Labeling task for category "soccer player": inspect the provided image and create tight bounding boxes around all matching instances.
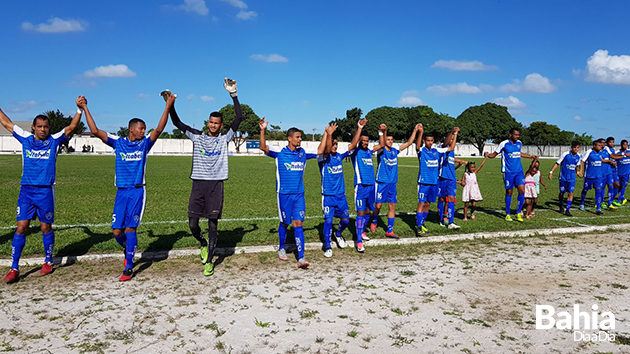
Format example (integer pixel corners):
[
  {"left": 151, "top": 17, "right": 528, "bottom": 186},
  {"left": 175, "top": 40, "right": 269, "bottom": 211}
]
[
  {"left": 437, "top": 131, "right": 468, "bottom": 229},
  {"left": 82, "top": 93, "right": 174, "bottom": 281},
  {"left": 484, "top": 128, "right": 538, "bottom": 222},
  {"left": 347, "top": 118, "right": 375, "bottom": 252},
  {"left": 578, "top": 140, "right": 615, "bottom": 214},
  {"left": 615, "top": 140, "right": 630, "bottom": 205},
  {"left": 317, "top": 123, "right": 350, "bottom": 257},
  {"left": 548, "top": 141, "right": 582, "bottom": 216},
  {"left": 168, "top": 78, "right": 241, "bottom": 276},
  {"left": 1, "top": 97, "right": 84, "bottom": 283},
  {"left": 416, "top": 125, "right": 459, "bottom": 235},
  {"left": 602, "top": 137, "right": 622, "bottom": 209},
  {"left": 369, "top": 123, "right": 421, "bottom": 238},
  {"left": 259, "top": 118, "right": 325, "bottom": 268}
]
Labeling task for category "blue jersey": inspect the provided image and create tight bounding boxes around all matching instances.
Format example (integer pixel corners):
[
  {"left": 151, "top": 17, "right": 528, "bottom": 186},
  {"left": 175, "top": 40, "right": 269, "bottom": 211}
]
[
  {"left": 438, "top": 149, "right": 457, "bottom": 181},
  {"left": 617, "top": 149, "right": 630, "bottom": 176},
  {"left": 13, "top": 125, "right": 68, "bottom": 186},
  {"left": 106, "top": 134, "right": 155, "bottom": 188},
  {"left": 581, "top": 149, "right": 604, "bottom": 179},
  {"left": 602, "top": 146, "right": 615, "bottom": 175},
  {"left": 350, "top": 148, "right": 375, "bottom": 186},
  {"left": 555, "top": 151, "right": 581, "bottom": 182},
  {"left": 267, "top": 146, "right": 318, "bottom": 194},
  {"left": 495, "top": 140, "right": 523, "bottom": 173},
  {"left": 318, "top": 151, "right": 349, "bottom": 196},
  {"left": 376, "top": 147, "right": 399, "bottom": 183},
  {"left": 418, "top": 146, "right": 448, "bottom": 185}
]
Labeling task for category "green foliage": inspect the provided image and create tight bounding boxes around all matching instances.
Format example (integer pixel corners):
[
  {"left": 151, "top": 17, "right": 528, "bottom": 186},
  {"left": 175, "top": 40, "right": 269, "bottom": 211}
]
[
  {"left": 208, "top": 104, "right": 260, "bottom": 152},
  {"left": 521, "top": 121, "right": 594, "bottom": 154},
  {"left": 42, "top": 110, "right": 86, "bottom": 137},
  {"left": 117, "top": 126, "right": 129, "bottom": 137},
  {"left": 456, "top": 103, "right": 521, "bottom": 155},
  {"left": 170, "top": 129, "right": 186, "bottom": 139},
  {"left": 330, "top": 107, "right": 362, "bottom": 142}
]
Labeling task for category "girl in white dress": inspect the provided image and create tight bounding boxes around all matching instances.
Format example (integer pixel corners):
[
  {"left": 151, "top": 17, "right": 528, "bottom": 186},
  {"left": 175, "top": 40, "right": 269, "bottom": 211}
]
[{"left": 460, "top": 157, "right": 486, "bottom": 221}]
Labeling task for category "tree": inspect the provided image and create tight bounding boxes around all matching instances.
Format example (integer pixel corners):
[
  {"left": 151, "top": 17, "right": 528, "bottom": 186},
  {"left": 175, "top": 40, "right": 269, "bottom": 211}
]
[
  {"left": 456, "top": 103, "right": 521, "bottom": 155},
  {"left": 521, "top": 121, "right": 562, "bottom": 155},
  {"left": 209, "top": 104, "right": 260, "bottom": 153},
  {"left": 42, "top": 110, "right": 86, "bottom": 152},
  {"left": 170, "top": 128, "right": 186, "bottom": 139},
  {"left": 330, "top": 107, "right": 362, "bottom": 142},
  {"left": 572, "top": 132, "right": 594, "bottom": 147},
  {"left": 406, "top": 108, "right": 455, "bottom": 142},
  {"left": 117, "top": 126, "right": 129, "bottom": 137}
]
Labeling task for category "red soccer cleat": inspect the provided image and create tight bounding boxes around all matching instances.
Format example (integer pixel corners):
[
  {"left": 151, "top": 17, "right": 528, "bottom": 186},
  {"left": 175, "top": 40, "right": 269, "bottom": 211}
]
[
  {"left": 385, "top": 232, "right": 399, "bottom": 239},
  {"left": 4, "top": 269, "right": 19, "bottom": 284},
  {"left": 370, "top": 223, "right": 377, "bottom": 233},
  {"left": 40, "top": 262, "right": 53, "bottom": 276},
  {"left": 119, "top": 269, "right": 133, "bottom": 282}
]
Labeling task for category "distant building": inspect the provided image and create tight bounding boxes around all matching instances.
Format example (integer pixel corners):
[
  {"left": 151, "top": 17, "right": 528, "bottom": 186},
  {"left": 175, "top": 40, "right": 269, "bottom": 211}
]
[{"left": 0, "top": 121, "right": 31, "bottom": 135}]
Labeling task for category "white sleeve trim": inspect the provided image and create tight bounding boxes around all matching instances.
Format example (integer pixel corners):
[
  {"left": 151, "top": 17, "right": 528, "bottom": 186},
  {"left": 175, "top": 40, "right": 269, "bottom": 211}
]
[
  {"left": 494, "top": 140, "right": 507, "bottom": 154},
  {"left": 556, "top": 151, "right": 569, "bottom": 165},
  {"left": 13, "top": 125, "right": 31, "bottom": 138},
  {"left": 580, "top": 149, "right": 592, "bottom": 162},
  {"left": 107, "top": 133, "right": 120, "bottom": 141},
  {"left": 436, "top": 147, "right": 449, "bottom": 153},
  {"left": 52, "top": 130, "right": 66, "bottom": 139}
]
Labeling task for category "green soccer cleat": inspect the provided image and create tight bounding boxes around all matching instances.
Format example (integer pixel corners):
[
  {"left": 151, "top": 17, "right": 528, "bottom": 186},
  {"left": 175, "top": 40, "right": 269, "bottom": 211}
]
[
  {"left": 204, "top": 262, "right": 214, "bottom": 276},
  {"left": 516, "top": 213, "right": 524, "bottom": 222},
  {"left": 200, "top": 246, "right": 209, "bottom": 265},
  {"left": 612, "top": 201, "right": 622, "bottom": 207}
]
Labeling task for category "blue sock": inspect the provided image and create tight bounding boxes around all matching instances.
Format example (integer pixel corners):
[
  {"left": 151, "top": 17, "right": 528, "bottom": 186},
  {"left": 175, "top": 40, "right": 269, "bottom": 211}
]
[
  {"left": 580, "top": 189, "right": 588, "bottom": 206},
  {"left": 505, "top": 195, "right": 512, "bottom": 215},
  {"left": 294, "top": 226, "right": 305, "bottom": 259},
  {"left": 355, "top": 217, "right": 364, "bottom": 243},
  {"left": 447, "top": 202, "right": 455, "bottom": 224},
  {"left": 618, "top": 186, "right": 626, "bottom": 203},
  {"left": 42, "top": 231, "right": 54, "bottom": 263},
  {"left": 608, "top": 187, "right": 614, "bottom": 206},
  {"left": 125, "top": 231, "right": 137, "bottom": 271},
  {"left": 416, "top": 212, "right": 422, "bottom": 227},
  {"left": 596, "top": 189, "right": 603, "bottom": 210},
  {"left": 115, "top": 233, "right": 127, "bottom": 248},
  {"left": 517, "top": 194, "right": 525, "bottom": 214},
  {"left": 371, "top": 213, "right": 378, "bottom": 226},
  {"left": 422, "top": 212, "right": 429, "bottom": 225},
  {"left": 323, "top": 218, "right": 333, "bottom": 249},
  {"left": 11, "top": 233, "right": 26, "bottom": 270},
  {"left": 566, "top": 200, "right": 573, "bottom": 211},
  {"left": 278, "top": 223, "right": 287, "bottom": 250},
  {"left": 387, "top": 218, "right": 395, "bottom": 233},
  {"left": 337, "top": 219, "right": 349, "bottom": 236},
  {"left": 363, "top": 215, "right": 370, "bottom": 230},
  {"left": 437, "top": 200, "right": 445, "bottom": 222}
]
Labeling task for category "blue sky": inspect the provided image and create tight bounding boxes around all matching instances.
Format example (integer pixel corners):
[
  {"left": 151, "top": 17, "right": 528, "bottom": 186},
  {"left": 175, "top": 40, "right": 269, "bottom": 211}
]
[{"left": 2, "top": 0, "right": 630, "bottom": 140}]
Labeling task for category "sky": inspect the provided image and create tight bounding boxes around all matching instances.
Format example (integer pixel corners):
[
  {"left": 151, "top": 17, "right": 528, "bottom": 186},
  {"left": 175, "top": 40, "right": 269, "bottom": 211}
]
[{"left": 2, "top": 0, "right": 630, "bottom": 140}]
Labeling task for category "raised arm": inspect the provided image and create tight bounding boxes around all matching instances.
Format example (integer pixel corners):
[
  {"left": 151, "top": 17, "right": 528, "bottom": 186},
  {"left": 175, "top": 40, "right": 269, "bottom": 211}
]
[
  {"left": 80, "top": 97, "right": 108, "bottom": 143},
  {"left": 446, "top": 127, "right": 459, "bottom": 152},
  {"left": 64, "top": 96, "right": 84, "bottom": 137},
  {"left": 372, "top": 124, "right": 387, "bottom": 152},
  {"left": 166, "top": 90, "right": 202, "bottom": 135},
  {"left": 318, "top": 127, "right": 329, "bottom": 155},
  {"left": 348, "top": 118, "right": 366, "bottom": 152},
  {"left": 0, "top": 108, "right": 15, "bottom": 133},
  {"left": 259, "top": 117, "right": 269, "bottom": 154},
  {"left": 150, "top": 93, "right": 175, "bottom": 142},
  {"left": 224, "top": 78, "right": 243, "bottom": 133},
  {"left": 400, "top": 124, "right": 421, "bottom": 151},
  {"left": 476, "top": 157, "right": 488, "bottom": 172},
  {"left": 320, "top": 123, "right": 337, "bottom": 155},
  {"left": 415, "top": 123, "right": 424, "bottom": 151}
]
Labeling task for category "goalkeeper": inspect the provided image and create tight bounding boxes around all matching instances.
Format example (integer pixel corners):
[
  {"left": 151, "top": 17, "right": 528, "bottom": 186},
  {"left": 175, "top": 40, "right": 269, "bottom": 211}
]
[{"left": 168, "top": 78, "right": 242, "bottom": 276}]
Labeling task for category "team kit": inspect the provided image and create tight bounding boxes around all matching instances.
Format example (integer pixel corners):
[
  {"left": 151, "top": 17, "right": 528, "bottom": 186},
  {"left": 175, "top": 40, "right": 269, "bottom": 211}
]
[{"left": 2, "top": 79, "right": 630, "bottom": 282}]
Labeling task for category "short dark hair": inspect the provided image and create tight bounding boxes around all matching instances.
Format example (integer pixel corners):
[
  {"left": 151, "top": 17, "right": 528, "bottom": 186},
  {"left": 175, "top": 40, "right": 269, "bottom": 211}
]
[
  {"left": 466, "top": 161, "right": 475, "bottom": 170},
  {"left": 509, "top": 128, "right": 520, "bottom": 135},
  {"left": 597, "top": 138, "right": 605, "bottom": 143},
  {"left": 209, "top": 111, "right": 223, "bottom": 123},
  {"left": 571, "top": 140, "right": 581, "bottom": 148},
  {"left": 287, "top": 127, "right": 302, "bottom": 138},
  {"left": 128, "top": 118, "right": 146, "bottom": 129},
  {"left": 32, "top": 115, "right": 49, "bottom": 126},
  {"left": 621, "top": 139, "right": 628, "bottom": 145},
  {"left": 606, "top": 136, "right": 615, "bottom": 143},
  {"left": 424, "top": 133, "right": 434, "bottom": 140}
]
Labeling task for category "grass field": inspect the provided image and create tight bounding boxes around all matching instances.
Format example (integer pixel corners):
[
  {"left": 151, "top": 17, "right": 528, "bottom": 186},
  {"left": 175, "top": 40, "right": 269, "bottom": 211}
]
[{"left": 1, "top": 154, "right": 628, "bottom": 258}]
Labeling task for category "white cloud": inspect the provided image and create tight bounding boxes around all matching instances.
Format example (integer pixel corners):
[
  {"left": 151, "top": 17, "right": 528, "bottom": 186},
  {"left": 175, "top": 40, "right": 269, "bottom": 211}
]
[
  {"left": 431, "top": 60, "right": 498, "bottom": 71},
  {"left": 187, "top": 94, "right": 196, "bottom": 101},
  {"left": 83, "top": 64, "right": 137, "bottom": 78},
  {"left": 491, "top": 96, "right": 527, "bottom": 114},
  {"left": 250, "top": 54, "right": 288, "bottom": 63},
  {"left": 200, "top": 95, "right": 215, "bottom": 102},
  {"left": 499, "top": 73, "right": 557, "bottom": 93},
  {"left": 222, "top": 0, "right": 248, "bottom": 9},
  {"left": 574, "top": 115, "right": 582, "bottom": 122},
  {"left": 427, "top": 82, "right": 482, "bottom": 96},
  {"left": 177, "top": 0, "right": 209, "bottom": 16},
  {"left": 583, "top": 49, "right": 630, "bottom": 85},
  {"left": 6, "top": 100, "right": 40, "bottom": 113},
  {"left": 136, "top": 93, "right": 151, "bottom": 100},
  {"left": 236, "top": 11, "right": 258, "bottom": 19},
  {"left": 397, "top": 90, "right": 424, "bottom": 106},
  {"left": 22, "top": 17, "right": 86, "bottom": 33}
]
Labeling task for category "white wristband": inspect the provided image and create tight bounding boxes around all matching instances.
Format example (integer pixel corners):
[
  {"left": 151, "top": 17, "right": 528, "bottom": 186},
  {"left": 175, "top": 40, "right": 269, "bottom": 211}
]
[
  {"left": 76, "top": 108, "right": 83, "bottom": 114},
  {"left": 549, "top": 171, "right": 554, "bottom": 174},
  {"left": 378, "top": 131, "right": 384, "bottom": 136}
]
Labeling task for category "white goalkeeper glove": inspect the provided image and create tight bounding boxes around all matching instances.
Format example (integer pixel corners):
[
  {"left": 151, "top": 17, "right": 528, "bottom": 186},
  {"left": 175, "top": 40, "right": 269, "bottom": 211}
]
[{"left": 224, "top": 78, "right": 238, "bottom": 97}]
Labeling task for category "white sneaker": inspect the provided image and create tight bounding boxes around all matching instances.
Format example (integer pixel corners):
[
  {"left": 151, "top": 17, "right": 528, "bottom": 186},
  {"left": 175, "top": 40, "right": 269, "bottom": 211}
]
[
  {"left": 447, "top": 223, "right": 461, "bottom": 230},
  {"left": 356, "top": 242, "right": 365, "bottom": 253},
  {"left": 361, "top": 232, "right": 370, "bottom": 241},
  {"left": 324, "top": 249, "right": 333, "bottom": 258},
  {"left": 278, "top": 248, "right": 288, "bottom": 261},
  {"left": 335, "top": 234, "right": 347, "bottom": 249}
]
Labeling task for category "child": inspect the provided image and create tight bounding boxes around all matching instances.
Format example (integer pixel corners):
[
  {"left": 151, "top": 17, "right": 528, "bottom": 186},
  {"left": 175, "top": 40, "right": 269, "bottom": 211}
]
[
  {"left": 530, "top": 160, "right": 547, "bottom": 217},
  {"left": 461, "top": 157, "right": 486, "bottom": 221},
  {"left": 524, "top": 162, "right": 547, "bottom": 219}
]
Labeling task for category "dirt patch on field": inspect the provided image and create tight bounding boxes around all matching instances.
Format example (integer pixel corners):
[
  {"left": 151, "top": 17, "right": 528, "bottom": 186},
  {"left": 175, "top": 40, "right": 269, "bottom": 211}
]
[{"left": 1, "top": 233, "right": 629, "bottom": 353}]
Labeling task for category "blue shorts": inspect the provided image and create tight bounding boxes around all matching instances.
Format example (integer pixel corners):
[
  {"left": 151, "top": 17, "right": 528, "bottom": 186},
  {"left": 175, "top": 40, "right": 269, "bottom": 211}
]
[
  {"left": 112, "top": 187, "right": 146, "bottom": 229},
  {"left": 354, "top": 184, "right": 375, "bottom": 212},
  {"left": 17, "top": 186, "right": 55, "bottom": 224},
  {"left": 277, "top": 193, "right": 306, "bottom": 224},
  {"left": 418, "top": 183, "right": 437, "bottom": 203},
  {"left": 375, "top": 182, "right": 397, "bottom": 203},
  {"left": 322, "top": 194, "right": 350, "bottom": 219},
  {"left": 559, "top": 180, "right": 576, "bottom": 194},
  {"left": 438, "top": 178, "right": 457, "bottom": 198},
  {"left": 583, "top": 178, "right": 604, "bottom": 191},
  {"left": 603, "top": 173, "right": 616, "bottom": 185},
  {"left": 620, "top": 174, "right": 630, "bottom": 187},
  {"left": 503, "top": 172, "right": 525, "bottom": 189}
]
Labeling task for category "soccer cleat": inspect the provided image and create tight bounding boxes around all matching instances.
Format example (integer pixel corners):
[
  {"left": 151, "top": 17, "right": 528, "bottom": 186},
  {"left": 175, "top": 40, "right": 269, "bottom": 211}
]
[
  {"left": 608, "top": 204, "right": 618, "bottom": 210},
  {"left": 203, "top": 262, "right": 214, "bottom": 276},
  {"left": 324, "top": 249, "right": 333, "bottom": 258},
  {"left": 370, "top": 223, "right": 377, "bottom": 233},
  {"left": 415, "top": 226, "right": 424, "bottom": 237},
  {"left": 200, "top": 246, "right": 209, "bottom": 264},
  {"left": 439, "top": 222, "right": 446, "bottom": 227},
  {"left": 385, "top": 232, "right": 399, "bottom": 239},
  {"left": 119, "top": 269, "right": 133, "bottom": 282},
  {"left": 579, "top": 205, "right": 585, "bottom": 211},
  {"left": 421, "top": 225, "right": 428, "bottom": 233},
  {"left": 334, "top": 234, "right": 347, "bottom": 249},
  {"left": 361, "top": 232, "right": 370, "bottom": 241},
  {"left": 596, "top": 209, "right": 603, "bottom": 215},
  {"left": 505, "top": 215, "right": 513, "bottom": 222},
  {"left": 565, "top": 210, "right": 572, "bottom": 217},
  {"left": 4, "top": 269, "right": 19, "bottom": 284},
  {"left": 623, "top": 198, "right": 628, "bottom": 205},
  {"left": 297, "top": 258, "right": 310, "bottom": 269},
  {"left": 447, "top": 223, "right": 461, "bottom": 230},
  {"left": 516, "top": 213, "right": 524, "bottom": 222},
  {"left": 356, "top": 242, "right": 365, "bottom": 253},
  {"left": 40, "top": 262, "right": 53, "bottom": 276},
  {"left": 612, "top": 201, "right": 622, "bottom": 207},
  {"left": 278, "top": 248, "right": 288, "bottom": 261}
]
